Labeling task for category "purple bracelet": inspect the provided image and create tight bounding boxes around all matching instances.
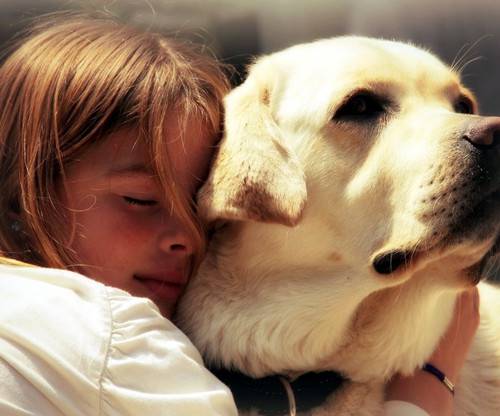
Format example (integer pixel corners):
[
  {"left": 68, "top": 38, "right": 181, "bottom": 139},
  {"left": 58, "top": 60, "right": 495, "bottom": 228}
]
[{"left": 422, "top": 363, "right": 455, "bottom": 395}]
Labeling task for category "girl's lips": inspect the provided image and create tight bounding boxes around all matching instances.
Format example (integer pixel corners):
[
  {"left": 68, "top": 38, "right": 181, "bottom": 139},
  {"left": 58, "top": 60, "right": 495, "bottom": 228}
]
[{"left": 134, "top": 275, "right": 185, "bottom": 301}]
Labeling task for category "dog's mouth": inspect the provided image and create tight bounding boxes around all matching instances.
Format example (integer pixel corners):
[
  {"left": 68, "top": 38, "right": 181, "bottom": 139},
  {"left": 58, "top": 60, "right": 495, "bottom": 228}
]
[
  {"left": 371, "top": 249, "right": 420, "bottom": 275},
  {"left": 445, "top": 188, "right": 500, "bottom": 250},
  {"left": 372, "top": 190, "right": 500, "bottom": 277}
]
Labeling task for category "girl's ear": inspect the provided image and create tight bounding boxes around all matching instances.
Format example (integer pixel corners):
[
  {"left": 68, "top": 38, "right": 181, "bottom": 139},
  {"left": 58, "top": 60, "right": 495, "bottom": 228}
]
[{"left": 197, "top": 59, "right": 307, "bottom": 227}]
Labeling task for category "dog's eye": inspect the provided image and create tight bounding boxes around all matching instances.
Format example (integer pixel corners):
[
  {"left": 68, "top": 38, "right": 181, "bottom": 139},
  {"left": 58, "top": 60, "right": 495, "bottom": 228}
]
[
  {"left": 454, "top": 96, "right": 474, "bottom": 114},
  {"left": 334, "top": 93, "right": 386, "bottom": 120}
]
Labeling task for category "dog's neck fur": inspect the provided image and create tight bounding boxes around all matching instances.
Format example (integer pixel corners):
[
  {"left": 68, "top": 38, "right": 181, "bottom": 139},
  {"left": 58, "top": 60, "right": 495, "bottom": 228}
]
[{"left": 178, "top": 220, "right": 458, "bottom": 382}]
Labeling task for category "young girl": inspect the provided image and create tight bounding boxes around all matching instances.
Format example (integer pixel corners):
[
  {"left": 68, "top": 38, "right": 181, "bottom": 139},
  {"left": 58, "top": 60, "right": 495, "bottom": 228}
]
[{"left": 0, "top": 13, "right": 478, "bottom": 416}]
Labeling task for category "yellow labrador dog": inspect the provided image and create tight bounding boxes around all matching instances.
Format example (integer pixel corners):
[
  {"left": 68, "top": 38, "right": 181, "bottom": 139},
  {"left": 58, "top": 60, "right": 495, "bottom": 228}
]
[{"left": 176, "top": 37, "right": 500, "bottom": 415}]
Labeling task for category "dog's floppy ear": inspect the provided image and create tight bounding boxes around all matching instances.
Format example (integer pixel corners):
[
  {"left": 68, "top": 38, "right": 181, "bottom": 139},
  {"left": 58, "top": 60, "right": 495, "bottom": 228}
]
[{"left": 198, "top": 59, "right": 307, "bottom": 227}]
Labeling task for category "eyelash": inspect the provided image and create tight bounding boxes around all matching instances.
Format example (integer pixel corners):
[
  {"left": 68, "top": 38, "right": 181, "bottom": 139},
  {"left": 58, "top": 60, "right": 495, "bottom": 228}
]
[{"left": 122, "top": 196, "right": 158, "bottom": 207}]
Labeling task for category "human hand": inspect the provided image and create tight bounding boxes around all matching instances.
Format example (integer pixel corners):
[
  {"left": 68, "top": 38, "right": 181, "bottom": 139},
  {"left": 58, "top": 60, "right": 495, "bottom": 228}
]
[
  {"left": 385, "top": 288, "right": 480, "bottom": 416},
  {"left": 425, "top": 287, "right": 480, "bottom": 383}
]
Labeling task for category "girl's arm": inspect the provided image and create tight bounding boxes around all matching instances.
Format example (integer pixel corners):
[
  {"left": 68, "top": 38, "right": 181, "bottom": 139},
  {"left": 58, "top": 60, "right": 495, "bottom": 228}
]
[{"left": 385, "top": 287, "right": 480, "bottom": 416}]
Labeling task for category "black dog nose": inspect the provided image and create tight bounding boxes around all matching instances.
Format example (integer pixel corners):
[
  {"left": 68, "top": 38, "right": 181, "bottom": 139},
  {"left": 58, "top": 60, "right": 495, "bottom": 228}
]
[{"left": 462, "top": 116, "right": 500, "bottom": 148}]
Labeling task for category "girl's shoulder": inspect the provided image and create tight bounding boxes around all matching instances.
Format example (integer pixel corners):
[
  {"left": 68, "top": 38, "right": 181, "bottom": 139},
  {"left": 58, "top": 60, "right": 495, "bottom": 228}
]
[{"left": 0, "top": 260, "right": 237, "bottom": 416}]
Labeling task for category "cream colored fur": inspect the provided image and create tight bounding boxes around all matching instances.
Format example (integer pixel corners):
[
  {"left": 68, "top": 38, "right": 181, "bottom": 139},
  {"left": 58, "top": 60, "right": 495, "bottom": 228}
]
[{"left": 176, "top": 37, "right": 500, "bottom": 415}]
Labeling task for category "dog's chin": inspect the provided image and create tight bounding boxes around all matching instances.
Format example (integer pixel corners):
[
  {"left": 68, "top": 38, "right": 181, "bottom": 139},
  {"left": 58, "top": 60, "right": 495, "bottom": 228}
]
[
  {"left": 421, "top": 231, "right": 498, "bottom": 285},
  {"left": 372, "top": 192, "right": 499, "bottom": 279},
  {"left": 475, "top": 236, "right": 500, "bottom": 282},
  {"left": 439, "top": 190, "right": 499, "bottom": 278},
  {"left": 446, "top": 189, "right": 499, "bottom": 243}
]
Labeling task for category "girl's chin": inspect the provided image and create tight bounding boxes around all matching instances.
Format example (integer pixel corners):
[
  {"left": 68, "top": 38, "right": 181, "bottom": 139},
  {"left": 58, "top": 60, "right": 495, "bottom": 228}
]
[{"left": 157, "top": 302, "right": 175, "bottom": 319}]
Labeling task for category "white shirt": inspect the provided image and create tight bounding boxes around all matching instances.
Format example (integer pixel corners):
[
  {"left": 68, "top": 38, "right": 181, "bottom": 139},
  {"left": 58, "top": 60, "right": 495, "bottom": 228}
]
[
  {"left": 0, "top": 262, "right": 428, "bottom": 415},
  {"left": 0, "top": 263, "right": 237, "bottom": 416}
]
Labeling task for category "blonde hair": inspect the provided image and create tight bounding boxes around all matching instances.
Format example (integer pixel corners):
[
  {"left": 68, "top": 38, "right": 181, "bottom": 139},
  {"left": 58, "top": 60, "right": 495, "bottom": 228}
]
[{"left": 0, "top": 13, "right": 229, "bottom": 271}]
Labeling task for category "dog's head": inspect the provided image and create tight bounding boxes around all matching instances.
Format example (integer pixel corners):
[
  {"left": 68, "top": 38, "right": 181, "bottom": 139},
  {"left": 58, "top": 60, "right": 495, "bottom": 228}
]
[{"left": 177, "top": 36, "right": 499, "bottom": 381}]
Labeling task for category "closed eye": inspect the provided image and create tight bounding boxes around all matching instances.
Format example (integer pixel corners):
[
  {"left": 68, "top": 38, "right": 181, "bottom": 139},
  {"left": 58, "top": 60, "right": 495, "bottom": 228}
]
[
  {"left": 123, "top": 196, "right": 158, "bottom": 207},
  {"left": 334, "top": 91, "right": 388, "bottom": 121}
]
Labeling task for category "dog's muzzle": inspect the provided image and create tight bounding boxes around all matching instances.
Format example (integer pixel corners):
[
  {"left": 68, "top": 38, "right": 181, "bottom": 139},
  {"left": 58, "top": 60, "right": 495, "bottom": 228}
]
[{"left": 372, "top": 116, "right": 500, "bottom": 277}]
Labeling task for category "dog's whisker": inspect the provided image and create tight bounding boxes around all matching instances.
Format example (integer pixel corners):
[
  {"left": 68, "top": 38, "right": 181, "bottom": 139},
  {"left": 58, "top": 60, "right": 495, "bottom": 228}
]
[
  {"left": 456, "top": 56, "right": 484, "bottom": 75},
  {"left": 451, "top": 42, "right": 472, "bottom": 72},
  {"left": 450, "top": 35, "right": 491, "bottom": 73}
]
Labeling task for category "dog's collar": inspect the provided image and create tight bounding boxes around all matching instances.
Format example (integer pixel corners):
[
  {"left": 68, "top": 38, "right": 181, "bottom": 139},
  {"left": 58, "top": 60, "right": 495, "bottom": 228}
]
[{"left": 210, "top": 367, "right": 345, "bottom": 416}]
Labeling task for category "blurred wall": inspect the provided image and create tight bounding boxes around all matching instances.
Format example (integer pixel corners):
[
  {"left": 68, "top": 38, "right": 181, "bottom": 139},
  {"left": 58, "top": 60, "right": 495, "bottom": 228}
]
[
  {"left": 1, "top": 0, "right": 500, "bottom": 111},
  {"left": 255, "top": 0, "right": 500, "bottom": 115}
]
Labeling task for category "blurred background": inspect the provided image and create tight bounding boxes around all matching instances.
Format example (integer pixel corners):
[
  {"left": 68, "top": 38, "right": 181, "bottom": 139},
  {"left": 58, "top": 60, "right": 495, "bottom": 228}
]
[
  {"left": 0, "top": 0, "right": 499, "bottom": 279},
  {"left": 1, "top": 0, "right": 500, "bottom": 111}
]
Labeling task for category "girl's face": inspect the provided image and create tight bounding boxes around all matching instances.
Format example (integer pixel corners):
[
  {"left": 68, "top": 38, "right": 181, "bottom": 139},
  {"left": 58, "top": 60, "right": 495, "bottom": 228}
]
[{"left": 60, "top": 117, "right": 215, "bottom": 318}]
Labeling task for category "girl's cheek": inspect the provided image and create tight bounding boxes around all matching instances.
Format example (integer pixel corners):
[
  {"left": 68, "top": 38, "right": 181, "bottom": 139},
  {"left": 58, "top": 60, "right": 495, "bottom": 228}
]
[
  {"left": 81, "top": 195, "right": 162, "bottom": 245},
  {"left": 115, "top": 210, "right": 162, "bottom": 241}
]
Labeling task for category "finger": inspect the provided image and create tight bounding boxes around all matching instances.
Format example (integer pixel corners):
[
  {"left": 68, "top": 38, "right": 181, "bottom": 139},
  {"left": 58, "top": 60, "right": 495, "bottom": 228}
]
[
  {"left": 463, "top": 287, "right": 479, "bottom": 312},
  {"left": 471, "top": 286, "right": 480, "bottom": 312},
  {"left": 459, "top": 287, "right": 478, "bottom": 308},
  {"left": 459, "top": 287, "right": 480, "bottom": 328}
]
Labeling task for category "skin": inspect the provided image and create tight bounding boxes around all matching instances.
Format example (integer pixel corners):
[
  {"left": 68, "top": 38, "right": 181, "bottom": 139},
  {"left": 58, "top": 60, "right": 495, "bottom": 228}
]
[
  {"left": 59, "top": 116, "right": 215, "bottom": 318},
  {"left": 57, "top": 114, "right": 479, "bottom": 414}
]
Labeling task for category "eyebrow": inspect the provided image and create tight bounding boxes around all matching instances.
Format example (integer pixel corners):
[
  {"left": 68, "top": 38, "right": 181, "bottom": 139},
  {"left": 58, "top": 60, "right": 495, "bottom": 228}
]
[{"left": 106, "top": 163, "right": 155, "bottom": 178}]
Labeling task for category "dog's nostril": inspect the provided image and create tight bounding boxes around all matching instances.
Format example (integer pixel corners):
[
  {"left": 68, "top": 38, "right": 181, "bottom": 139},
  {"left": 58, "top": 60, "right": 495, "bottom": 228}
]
[
  {"left": 463, "top": 133, "right": 492, "bottom": 149},
  {"left": 463, "top": 117, "right": 500, "bottom": 148},
  {"left": 372, "top": 250, "right": 410, "bottom": 275}
]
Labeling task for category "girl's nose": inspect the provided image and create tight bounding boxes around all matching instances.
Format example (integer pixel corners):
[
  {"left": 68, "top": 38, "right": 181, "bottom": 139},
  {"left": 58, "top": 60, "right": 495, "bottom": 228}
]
[{"left": 158, "top": 220, "right": 195, "bottom": 256}]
